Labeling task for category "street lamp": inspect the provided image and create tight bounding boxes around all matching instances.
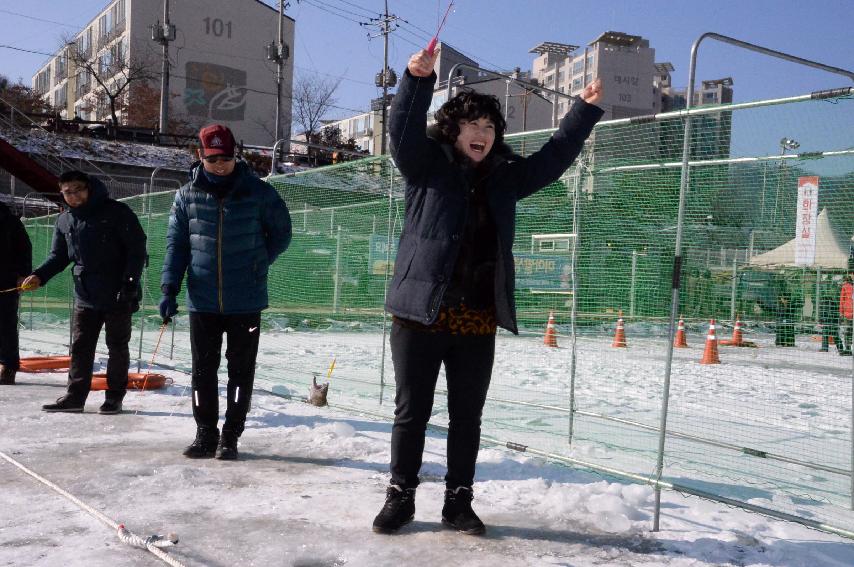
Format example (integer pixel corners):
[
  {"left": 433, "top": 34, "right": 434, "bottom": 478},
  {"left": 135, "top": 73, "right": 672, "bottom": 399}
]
[
  {"left": 772, "top": 137, "right": 799, "bottom": 227},
  {"left": 780, "top": 137, "right": 800, "bottom": 152}
]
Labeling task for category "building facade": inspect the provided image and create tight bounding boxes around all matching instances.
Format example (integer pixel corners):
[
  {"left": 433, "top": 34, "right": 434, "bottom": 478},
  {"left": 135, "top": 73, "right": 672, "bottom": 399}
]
[
  {"left": 318, "top": 111, "right": 383, "bottom": 156},
  {"left": 32, "top": 0, "right": 294, "bottom": 145},
  {"left": 531, "top": 32, "right": 657, "bottom": 120}
]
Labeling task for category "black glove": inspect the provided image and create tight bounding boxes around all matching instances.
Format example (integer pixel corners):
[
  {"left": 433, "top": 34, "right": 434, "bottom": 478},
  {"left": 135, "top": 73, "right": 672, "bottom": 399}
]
[
  {"left": 116, "top": 278, "right": 140, "bottom": 305},
  {"left": 159, "top": 284, "right": 178, "bottom": 324}
]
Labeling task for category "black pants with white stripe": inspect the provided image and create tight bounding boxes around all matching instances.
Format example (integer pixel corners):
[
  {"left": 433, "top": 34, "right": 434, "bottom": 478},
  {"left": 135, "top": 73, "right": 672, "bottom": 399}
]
[{"left": 189, "top": 312, "right": 261, "bottom": 436}]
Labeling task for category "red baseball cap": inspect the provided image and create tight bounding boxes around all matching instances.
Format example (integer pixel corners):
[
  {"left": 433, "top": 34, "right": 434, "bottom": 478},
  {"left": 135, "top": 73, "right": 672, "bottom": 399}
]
[{"left": 198, "top": 124, "right": 236, "bottom": 157}]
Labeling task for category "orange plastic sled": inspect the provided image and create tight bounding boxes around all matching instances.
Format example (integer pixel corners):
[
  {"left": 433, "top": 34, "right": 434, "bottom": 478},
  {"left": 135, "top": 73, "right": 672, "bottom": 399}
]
[
  {"left": 19, "top": 356, "right": 72, "bottom": 373},
  {"left": 90, "top": 373, "right": 170, "bottom": 391}
]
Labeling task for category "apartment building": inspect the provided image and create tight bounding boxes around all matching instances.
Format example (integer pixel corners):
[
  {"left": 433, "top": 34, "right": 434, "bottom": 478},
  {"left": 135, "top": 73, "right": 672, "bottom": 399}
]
[
  {"left": 317, "top": 111, "right": 382, "bottom": 156},
  {"left": 31, "top": 0, "right": 294, "bottom": 145},
  {"left": 531, "top": 32, "right": 657, "bottom": 120}
]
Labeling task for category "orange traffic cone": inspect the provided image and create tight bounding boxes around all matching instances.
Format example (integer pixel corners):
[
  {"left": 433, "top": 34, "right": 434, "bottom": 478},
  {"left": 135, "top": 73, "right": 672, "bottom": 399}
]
[
  {"left": 719, "top": 315, "right": 757, "bottom": 347},
  {"left": 612, "top": 310, "right": 627, "bottom": 348},
  {"left": 543, "top": 311, "right": 558, "bottom": 347},
  {"left": 699, "top": 319, "right": 721, "bottom": 364},
  {"left": 674, "top": 315, "right": 688, "bottom": 348}
]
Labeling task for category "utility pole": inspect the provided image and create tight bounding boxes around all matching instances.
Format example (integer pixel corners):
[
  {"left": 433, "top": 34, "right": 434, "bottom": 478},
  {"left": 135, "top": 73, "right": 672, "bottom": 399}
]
[
  {"left": 151, "top": 0, "right": 176, "bottom": 135},
  {"left": 267, "top": 1, "right": 290, "bottom": 147},
  {"left": 368, "top": 2, "right": 398, "bottom": 155}
]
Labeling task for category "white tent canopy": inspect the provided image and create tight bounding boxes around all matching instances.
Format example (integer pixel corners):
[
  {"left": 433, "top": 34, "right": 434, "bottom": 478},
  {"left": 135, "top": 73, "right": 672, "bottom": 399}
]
[{"left": 749, "top": 208, "right": 852, "bottom": 269}]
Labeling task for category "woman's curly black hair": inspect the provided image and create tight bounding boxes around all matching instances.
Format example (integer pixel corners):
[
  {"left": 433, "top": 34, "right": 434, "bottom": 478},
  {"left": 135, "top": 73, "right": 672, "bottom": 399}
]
[{"left": 433, "top": 89, "right": 507, "bottom": 145}]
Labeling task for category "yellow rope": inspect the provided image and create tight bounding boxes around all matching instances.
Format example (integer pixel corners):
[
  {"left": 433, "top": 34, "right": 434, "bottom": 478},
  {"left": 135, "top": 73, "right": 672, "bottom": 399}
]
[{"left": 141, "top": 322, "right": 169, "bottom": 390}]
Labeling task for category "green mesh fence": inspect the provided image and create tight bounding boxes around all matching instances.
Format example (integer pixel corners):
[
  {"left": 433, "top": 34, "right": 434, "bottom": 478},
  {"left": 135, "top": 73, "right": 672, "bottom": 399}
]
[{"left": 21, "top": 88, "right": 854, "bottom": 536}]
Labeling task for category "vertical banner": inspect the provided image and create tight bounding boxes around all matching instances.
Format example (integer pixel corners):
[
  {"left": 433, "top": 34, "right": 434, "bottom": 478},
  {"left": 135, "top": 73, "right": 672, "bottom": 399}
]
[{"left": 795, "top": 176, "right": 819, "bottom": 266}]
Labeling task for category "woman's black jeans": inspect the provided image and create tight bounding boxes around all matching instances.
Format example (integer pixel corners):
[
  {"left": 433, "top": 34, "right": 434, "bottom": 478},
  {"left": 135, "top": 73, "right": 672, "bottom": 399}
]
[{"left": 389, "top": 321, "right": 495, "bottom": 490}]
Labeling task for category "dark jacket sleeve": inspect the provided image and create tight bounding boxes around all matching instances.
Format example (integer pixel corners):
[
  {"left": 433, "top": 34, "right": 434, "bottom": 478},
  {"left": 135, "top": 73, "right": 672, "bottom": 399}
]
[
  {"left": 11, "top": 216, "right": 32, "bottom": 277},
  {"left": 389, "top": 69, "right": 438, "bottom": 180},
  {"left": 261, "top": 182, "right": 292, "bottom": 263},
  {"left": 513, "top": 99, "right": 604, "bottom": 200},
  {"left": 32, "top": 221, "right": 70, "bottom": 285},
  {"left": 161, "top": 191, "right": 191, "bottom": 293},
  {"left": 117, "top": 204, "right": 147, "bottom": 283}
]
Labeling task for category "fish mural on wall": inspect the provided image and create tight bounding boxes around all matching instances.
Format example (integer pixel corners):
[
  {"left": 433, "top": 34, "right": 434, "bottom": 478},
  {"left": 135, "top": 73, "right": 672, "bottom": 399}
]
[{"left": 183, "top": 62, "right": 247, "bottom": 121}]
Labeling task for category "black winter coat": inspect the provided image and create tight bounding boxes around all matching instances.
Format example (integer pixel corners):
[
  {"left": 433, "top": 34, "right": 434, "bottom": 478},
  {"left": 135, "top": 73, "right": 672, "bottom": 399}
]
[
  {"left": 385, "top": 70, "right": 603, "bottom": 333},
  {"left": 0, "top": 202, "right": 32, "bottom": 289},
  {"left": 33, "top": 178, "right": 147, "bottom": 311}
]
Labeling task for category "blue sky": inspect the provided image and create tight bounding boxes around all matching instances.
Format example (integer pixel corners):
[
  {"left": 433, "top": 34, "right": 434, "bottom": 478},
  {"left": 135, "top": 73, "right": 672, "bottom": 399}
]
[{"left": 1, "top": 0, "right": 852, "bottom": 120}]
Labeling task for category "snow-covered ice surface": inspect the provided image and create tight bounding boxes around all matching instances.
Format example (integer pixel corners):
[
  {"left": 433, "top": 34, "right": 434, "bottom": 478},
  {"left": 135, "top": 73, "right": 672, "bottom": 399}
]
[{"left": 3, "top": 328, "right": 854, "bottom": 566}]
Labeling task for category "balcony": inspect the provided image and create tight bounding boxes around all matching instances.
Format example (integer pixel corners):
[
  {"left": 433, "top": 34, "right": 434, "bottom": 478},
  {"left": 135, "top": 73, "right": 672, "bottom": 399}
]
[{"left": 75, "top": 83, "right": 92, "bottom": 100}]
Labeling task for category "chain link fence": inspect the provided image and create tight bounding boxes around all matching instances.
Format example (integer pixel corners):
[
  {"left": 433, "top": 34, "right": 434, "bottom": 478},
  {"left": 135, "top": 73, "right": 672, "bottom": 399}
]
[{"left": 20, "top": 86, "right": 854, "bottom": 537}]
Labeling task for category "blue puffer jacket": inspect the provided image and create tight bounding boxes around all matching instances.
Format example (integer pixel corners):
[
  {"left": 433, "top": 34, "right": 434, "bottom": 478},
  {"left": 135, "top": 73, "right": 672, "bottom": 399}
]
[{"left": 161, "top": 161, "right": 292, "bottom": 314}]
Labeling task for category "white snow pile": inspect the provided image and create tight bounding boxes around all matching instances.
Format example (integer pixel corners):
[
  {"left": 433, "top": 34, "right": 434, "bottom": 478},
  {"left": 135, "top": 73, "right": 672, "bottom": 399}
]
[
  {"left": 0, "top": 124, "right": 193, "bottom": 170},
  {"left": 1, "top": 124, "right": 316, "bottom": 176}
]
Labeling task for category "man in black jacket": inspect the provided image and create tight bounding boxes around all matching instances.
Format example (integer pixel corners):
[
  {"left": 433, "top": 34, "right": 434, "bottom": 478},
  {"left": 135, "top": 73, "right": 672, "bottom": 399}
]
[
  {"left": 22, "top": 171, "right": 147, "bottom": 414},
  {"left": 0, "top": 201, "right": 32, "bottom": 385}
]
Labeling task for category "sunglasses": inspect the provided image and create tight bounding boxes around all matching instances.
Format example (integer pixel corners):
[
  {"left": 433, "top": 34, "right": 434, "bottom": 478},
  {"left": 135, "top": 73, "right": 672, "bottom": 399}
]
[{"left": 203, "top": 155, "right": 235, "bottom": 164}]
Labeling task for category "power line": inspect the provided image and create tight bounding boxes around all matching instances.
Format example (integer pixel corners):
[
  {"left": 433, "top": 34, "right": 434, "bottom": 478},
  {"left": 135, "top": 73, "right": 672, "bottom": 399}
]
[
  {"left": 327, "top": 0, "right": 377, "bottom": 18},
  {"left": 297, "top": 0, "right": 369, "bottom": 25},
  {"left": 395, "top": 18, "right": 508, "bottom": 73},
  {"left": 0, "top": 44, "right": 54, "bottom": 57},
  {"left": 0, "top": 9, "right": 81, "bottom": 29}
]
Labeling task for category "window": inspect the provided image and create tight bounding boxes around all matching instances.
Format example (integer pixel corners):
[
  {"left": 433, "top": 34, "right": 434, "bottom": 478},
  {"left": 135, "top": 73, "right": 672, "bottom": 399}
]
[
  {"left": 113, "top": 0, "right": 126, "bottom": 24},
  {"left": 99, "top": 51, "right": 113, "bottom": 75},
  {"left": 571, "top": 78, "right": 582, "bottom": 92},
  {"left": 76, "top": 71, "right": 91, "bottom": 98},
  {"left": 585, "top": 73, "right": 593, "bottom": 85},
  {"left": 586, "top": 54, "right": 594, "bottom": 66},
  {"left": 703, "top": 92, "right": 716, "bottom": 102},
  {"left": 112, "top": 38, "right": 126, "bottom": 65},
  {"left": 99, "top": 12, "right": 113, "bottom": 38},
  {"left": 34, "top": 69, "right": 50, "bottom": 94},
  {"left": 55, "top": 83, "right": 68, "bottom": 107},
  {"left": 54, "top": 56, "right": 67, "bottom": 81},
  {"left": 110, "top": 1, "right": 126, "bottom": 35},
  {"left": 557, "top": 71, "right": 564, "bottom": 83},
  {"left": 77, "top": 28, "right": 91, "bottom": 57},
  {"left": 572, "top": 59, "right": 584, "bottom": 74}
]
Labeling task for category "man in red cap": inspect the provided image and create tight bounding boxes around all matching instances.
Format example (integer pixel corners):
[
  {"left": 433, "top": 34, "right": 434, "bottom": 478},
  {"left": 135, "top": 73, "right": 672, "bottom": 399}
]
[{"left": 160, "top": 124, "right": 292, "bottom": 459}]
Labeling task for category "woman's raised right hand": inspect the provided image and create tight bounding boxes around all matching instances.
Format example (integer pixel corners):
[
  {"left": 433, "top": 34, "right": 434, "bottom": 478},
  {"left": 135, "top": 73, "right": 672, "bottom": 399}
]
[{"left": 407, "top": 49, "right": 439, "bottom": 78}]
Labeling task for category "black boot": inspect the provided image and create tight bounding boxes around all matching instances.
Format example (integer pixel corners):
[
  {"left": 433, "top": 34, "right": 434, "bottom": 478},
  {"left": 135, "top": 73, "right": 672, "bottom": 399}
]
[
  {"left": 442, "top": 486, "right": 485, "bottom": 535},
  {"left": 98, "top": 399, "right": 123, "bottom": 415},
  {"left": 216, "top": 429, "right": 239, "bottom": 460},
  {"left": 0, "top": 365, "right": 15, "bottom": 385},
  {"left": 42, "top": 395, "right": 84, "bottom": 413},
  {"left": 183, "top": 427, "right": 220, "bottom": 458},
  {"left": 372, "top": 485, "right": 415, "bottom": 534}
]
